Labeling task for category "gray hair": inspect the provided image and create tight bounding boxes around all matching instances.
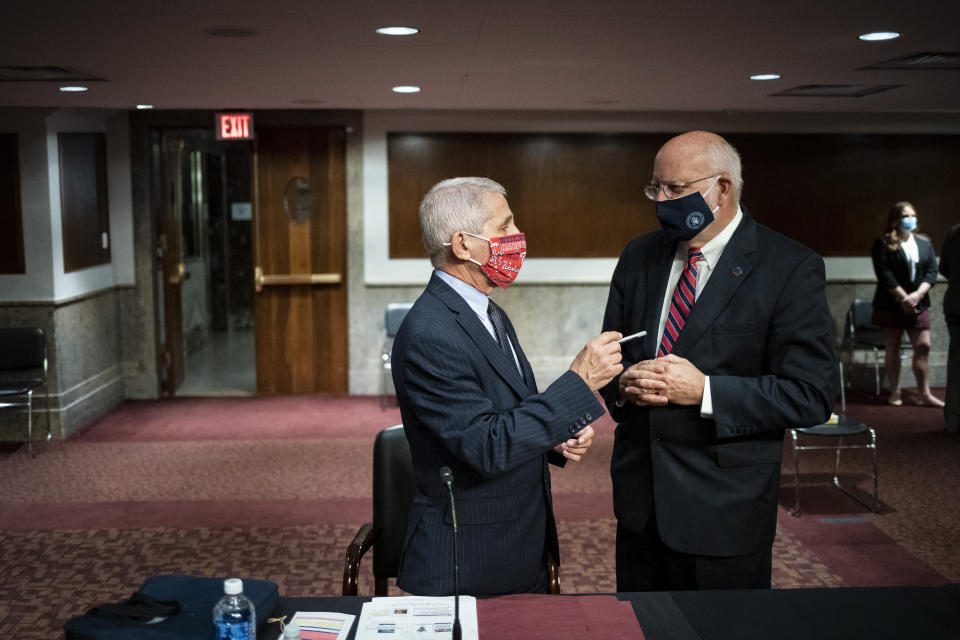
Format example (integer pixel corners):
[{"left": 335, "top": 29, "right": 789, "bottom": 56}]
[
  {"left": 704, "top": 136, "right": 744, "bottom": 200},
  {"left": 419, "top": 177, "right": 507, "bottom": 268}
]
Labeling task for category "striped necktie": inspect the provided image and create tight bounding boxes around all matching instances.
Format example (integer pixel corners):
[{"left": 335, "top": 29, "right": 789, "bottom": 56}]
[
  {"left": 658, "top": 248, "right": 704, "bottom": 357},
  {"left": 487, "top": 300, "right": 515, "bottom": 362}
]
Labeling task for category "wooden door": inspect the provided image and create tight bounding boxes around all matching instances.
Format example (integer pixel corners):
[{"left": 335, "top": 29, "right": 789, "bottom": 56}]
[
  {"left": 160, "top": 136, "right": 186, "bottom": 394},
  {"left": 253, "top": 127, "right": 348, "bottom": 394}
]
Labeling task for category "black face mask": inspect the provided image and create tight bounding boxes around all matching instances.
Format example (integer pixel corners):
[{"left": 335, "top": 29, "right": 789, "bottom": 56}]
[{"left": 655, "top": 182, "right": 718, "bottom": 242}]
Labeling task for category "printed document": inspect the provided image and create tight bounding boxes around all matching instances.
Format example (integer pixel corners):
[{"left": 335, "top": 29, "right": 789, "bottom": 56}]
[{"left": 355, "top": 596, "right": 478, "bottom": 640}]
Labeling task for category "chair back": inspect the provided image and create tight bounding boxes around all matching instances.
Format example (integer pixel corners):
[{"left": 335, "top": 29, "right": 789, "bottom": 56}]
[
  {"left": 385, "top": 303, "right": 413, "bottom": 339},
  {"left": 847, "top": 299, "right": 885, "bottom": 348},
  {"left": 0, "top": 328, "right": 45, "bottom": 372},
  {"left": 372, "top": 425, "right": 416, "bottom": 579},
  {"left": 850, "top": 298, "right": 875, "bottom": 330}
]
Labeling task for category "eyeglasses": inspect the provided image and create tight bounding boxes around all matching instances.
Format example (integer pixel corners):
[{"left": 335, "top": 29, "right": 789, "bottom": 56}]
[{"left": 643, "top": 174, "right": 718, "bottom": 201}]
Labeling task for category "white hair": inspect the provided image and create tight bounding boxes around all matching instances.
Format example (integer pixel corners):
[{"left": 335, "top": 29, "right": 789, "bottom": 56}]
[
  {"left": 419, "top": 177, "right": 507, "bottom": 268},
  {"left": 704, "top": 136, "right": 744, "bottom": 200}
]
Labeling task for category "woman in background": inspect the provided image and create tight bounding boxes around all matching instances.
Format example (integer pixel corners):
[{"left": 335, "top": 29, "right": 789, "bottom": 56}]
[{"left": 871, "top": 201, "right": 943, "bottom": 407}]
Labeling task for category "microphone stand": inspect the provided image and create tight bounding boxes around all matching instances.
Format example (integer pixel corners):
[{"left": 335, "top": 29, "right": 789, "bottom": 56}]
[{"left": 440, "top": 466, "right": 461, "bottom": 640}]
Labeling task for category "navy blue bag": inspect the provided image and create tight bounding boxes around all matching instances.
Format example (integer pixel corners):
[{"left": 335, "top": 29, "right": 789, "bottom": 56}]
[{"left": 64, "top": 574, "right": 279, "bottom": 640}]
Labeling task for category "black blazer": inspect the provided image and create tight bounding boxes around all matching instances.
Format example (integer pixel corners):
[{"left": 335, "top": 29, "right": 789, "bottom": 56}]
[
  {"left": 871, "top": 234, "right": 939, "bottom": 313},
  {"left": 392, "top": 273, "right": 604, "bottom": 596},
  {"left": 940, "top": 224, "right": 960, "bottom": 319},
  {"left": 601, "top": 209, "right": 836, "bottom": 557}
]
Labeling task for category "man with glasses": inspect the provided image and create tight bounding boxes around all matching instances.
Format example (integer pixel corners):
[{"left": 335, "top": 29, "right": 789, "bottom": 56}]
[{"left": 601, "top": 131, "right": 837, "bottom": 591}]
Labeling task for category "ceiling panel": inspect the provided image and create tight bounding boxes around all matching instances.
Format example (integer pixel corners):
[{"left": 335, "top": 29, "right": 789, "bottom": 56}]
[{"left": 0, "top": 0, "right": 956, "bottom": 112}]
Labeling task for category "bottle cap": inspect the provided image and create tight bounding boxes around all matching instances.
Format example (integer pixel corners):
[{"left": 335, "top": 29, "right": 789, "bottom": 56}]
[
  {"left": 283, "top": 623, "right": 301, "bottom": 638},
  {"left": 224, "top": 578, "right": 243, "bottom": 595}
]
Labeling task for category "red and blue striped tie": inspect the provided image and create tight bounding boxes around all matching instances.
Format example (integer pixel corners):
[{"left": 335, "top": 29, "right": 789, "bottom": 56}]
[{"left": 658, "top": 248, "right": 703, "bottom": 357}]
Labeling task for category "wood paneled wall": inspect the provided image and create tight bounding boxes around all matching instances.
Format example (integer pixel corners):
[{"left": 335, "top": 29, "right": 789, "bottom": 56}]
[
  {"left": 726, "top": 134, "right": 960, "bottom": 256},
  {"left": 0, "top": 134, "right": 24, "bottom": 274},
  {"left": 388, "top": 132, "right": 671, "bottom": 258},
  {"left": 388, "top": 132, "right": 960, "bottom": 258},
  {"left": 58, "top": 133, "right": 111, "bottom": 272}
]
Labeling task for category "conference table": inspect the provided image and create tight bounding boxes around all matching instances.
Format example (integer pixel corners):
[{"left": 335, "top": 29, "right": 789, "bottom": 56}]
[{"left": 277, "top": 583, "right": 960, "bottom": 639}]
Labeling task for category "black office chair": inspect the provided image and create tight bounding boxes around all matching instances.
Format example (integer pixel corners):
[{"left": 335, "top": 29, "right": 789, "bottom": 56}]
[
  {"left": 343, "top": 424, "right": 561, "bottom": 595},
  {"left": 343, "top": 425, "right": 416, "bottom": 596},
  {"left": 0, "top": 328, "right": 51, "bottom": 457},
  {"left": 840, "top": 298, "right": 911, "bottom": 397}
]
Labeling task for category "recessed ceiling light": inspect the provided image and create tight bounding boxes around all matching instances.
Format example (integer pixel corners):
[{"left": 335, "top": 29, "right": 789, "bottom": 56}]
[
  {"left": 750, "top": 74, "right": 782, "bottom": 81},
  {"left": 392, "top": 85, "right": 421, "bottom": 93},
  {"left": 205, "top": 27, "right": 259, "bottom": 38},
  {"left": 376, "top": 26, "right": 419, "bottom": 36},
  {"left": 136, "top": 104, "right": 154, "bottom": 110},
  {"left": 59, "top": 86, "right": 88, "bottom": 92},
  {"left": 859, "top": 31, "right": 900, "bottom": 41}
]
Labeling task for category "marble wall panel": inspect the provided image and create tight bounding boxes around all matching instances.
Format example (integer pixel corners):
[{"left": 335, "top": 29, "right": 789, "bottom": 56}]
[{"left": 346, "top": 279, "right": 950, "bottom": 395}]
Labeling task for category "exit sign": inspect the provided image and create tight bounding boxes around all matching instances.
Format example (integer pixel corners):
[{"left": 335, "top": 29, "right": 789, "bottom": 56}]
[{"left": 216, "top": 112, "right": 254, "bottom": 140}]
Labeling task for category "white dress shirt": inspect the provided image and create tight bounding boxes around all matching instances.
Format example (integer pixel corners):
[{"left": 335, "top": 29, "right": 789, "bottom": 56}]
[
  {"left": 435, "top": 270, "right": 523, "bottom": 377},
  {"left": 656, "top": 207, "right": 743, "bottom": 418},
  {"left": 901, "top": 232, "right": 918, "bottom": 281}
]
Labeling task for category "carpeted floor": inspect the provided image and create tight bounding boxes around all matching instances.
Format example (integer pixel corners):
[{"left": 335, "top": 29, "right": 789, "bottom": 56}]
[{"left": 0, "top": 391, "right": 957, "bottom": 639}]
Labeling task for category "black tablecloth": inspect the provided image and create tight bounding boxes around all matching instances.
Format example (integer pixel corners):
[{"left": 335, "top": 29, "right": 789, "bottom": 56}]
[{"left": 275, "top": 584, "right": 960, "bottom": 640}]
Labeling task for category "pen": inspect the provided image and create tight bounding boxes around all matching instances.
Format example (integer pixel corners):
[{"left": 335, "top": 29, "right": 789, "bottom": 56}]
[{"left": 618, "top": 330, "right": 647, "bottom": 344}]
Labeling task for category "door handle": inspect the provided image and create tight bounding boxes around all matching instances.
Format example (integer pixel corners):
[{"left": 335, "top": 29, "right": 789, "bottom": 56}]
[
  {"left": 254, "top": 266, "right": 341, "bottom": 292},
  {"left": 168, "top": 263, "right": 190, "bottom": 285}
]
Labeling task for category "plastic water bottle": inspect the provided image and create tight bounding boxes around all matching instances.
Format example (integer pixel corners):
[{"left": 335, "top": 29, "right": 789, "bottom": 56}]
[{"left": 213, "top": 578, "right": 256, "bottom": 640}]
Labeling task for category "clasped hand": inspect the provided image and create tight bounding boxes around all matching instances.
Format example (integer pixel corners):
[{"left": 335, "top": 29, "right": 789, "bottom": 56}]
[
  {"left": 900, "top": 291, "right": 921, "bottom": 315},
  {"left": 554, "top": 425, "right": 594, "bottom": 462},
  {"left": 618, "top": 354, "right": 705, "bottom": 406}
]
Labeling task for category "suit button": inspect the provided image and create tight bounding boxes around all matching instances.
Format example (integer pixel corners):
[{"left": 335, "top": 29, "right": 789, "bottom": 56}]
[
  {"left": 579, "top": 417, "right": 588, "bottom": 426},
  {"left": 568, "top": 425, "right": 578, "bottom": 434},
  {"left": 585, "top": 412, "right": 593, "bottom": 421}
]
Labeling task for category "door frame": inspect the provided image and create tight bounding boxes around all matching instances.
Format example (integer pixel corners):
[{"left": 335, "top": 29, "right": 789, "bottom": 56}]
[{"left": 135, "top": 110, "right": 361, "bottom": 398}]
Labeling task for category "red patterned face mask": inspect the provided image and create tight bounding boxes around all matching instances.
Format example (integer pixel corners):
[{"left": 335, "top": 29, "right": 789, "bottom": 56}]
[{"left": 465, "top": 232, "right": 527, "bottom": 289}]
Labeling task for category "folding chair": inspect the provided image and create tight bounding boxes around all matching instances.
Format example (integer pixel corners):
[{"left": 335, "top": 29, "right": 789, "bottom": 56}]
[
  {"left": 0, "top": 328, "right": 51, "bottom": 456},
  {"left": 788, "top": 362, "right": 879, "bottom": 515}
]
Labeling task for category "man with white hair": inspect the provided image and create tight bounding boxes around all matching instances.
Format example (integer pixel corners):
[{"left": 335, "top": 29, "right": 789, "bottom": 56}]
[
  {"left": 392, "top": 177, "right": 623, "bottom": 596},
  {"left": 601, "top": 131, "right": 837, "bottom": 590}
]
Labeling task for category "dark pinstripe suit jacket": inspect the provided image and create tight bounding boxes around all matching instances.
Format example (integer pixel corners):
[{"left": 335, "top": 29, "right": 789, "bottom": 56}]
[{"left": 392, "top": 273, "right": 604, "bottom": 596}]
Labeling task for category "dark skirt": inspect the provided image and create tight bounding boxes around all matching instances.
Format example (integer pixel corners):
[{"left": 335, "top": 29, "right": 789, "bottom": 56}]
[{"left": 872, "top": 308, "right": 931, "bottom": 330}]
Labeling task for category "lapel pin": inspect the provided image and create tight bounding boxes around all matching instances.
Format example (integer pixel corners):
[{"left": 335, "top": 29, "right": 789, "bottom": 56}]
[{"left": 732, "top": 266, "right": 743, "bottom": 277}]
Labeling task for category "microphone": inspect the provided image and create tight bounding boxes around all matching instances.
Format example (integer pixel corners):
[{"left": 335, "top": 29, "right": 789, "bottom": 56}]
[{"left": 439, "top": 466, "right": 461, "bottom": 640}]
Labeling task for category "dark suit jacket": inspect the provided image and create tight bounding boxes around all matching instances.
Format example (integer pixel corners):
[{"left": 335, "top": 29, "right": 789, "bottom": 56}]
[
  {"left": 941, "top": 224, "right": 960, "bottom": 320},
  {"left": 871, "top": 234, "right": 939, "bottom": 313},
  {"left": 601, "top": 209, "right": 836, "bottom": 557},
  {"left": 392, "top": 273, "right": 604, "bottom": 596}
]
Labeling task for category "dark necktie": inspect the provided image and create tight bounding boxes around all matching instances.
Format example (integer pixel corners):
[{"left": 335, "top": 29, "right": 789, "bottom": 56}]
[
  {"left": 487, "top": 299, "right": 515, "bottom": 363},
  {"left": 658, "top": 248, "right": 704, "bottom": 357}
]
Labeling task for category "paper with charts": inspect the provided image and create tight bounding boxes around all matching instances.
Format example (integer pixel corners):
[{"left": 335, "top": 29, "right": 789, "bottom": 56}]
[
  {"left": 355, "top": 596, "right": 479, "bottom": 640},
  {"left": 275, "top": 611, "right": 356, "bottom": 640}
]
